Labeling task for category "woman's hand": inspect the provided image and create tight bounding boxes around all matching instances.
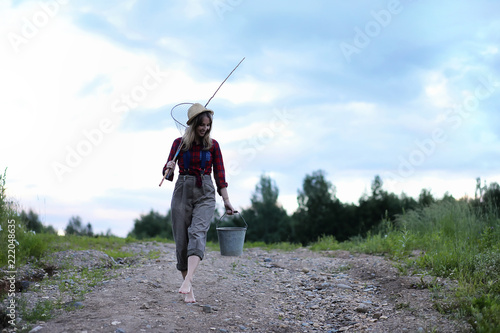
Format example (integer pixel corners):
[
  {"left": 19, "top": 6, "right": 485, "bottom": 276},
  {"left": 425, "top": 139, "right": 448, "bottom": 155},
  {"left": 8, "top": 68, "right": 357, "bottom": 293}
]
[
  {"left": 223, "top": 199, "right": 235, "bottom": 215},
  {"left": 219, "top": 187, "right": 235, "bottom": 215},
  {"left": 166, "top": 160, "right": 176, "bottom": 172}
]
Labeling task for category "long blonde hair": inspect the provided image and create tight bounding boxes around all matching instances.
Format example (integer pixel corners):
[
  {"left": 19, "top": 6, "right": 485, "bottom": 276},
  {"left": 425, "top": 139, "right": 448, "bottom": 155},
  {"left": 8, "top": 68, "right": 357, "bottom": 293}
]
[{"left": 182, "top": 111, "right": 213, "bottom": 151}]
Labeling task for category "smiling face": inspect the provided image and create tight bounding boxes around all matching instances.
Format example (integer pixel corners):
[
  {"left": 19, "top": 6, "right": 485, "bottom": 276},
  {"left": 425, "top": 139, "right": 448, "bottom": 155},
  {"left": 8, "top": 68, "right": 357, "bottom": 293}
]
[{"left": 195, "top": 113, "right": 211, "bottom": 140}]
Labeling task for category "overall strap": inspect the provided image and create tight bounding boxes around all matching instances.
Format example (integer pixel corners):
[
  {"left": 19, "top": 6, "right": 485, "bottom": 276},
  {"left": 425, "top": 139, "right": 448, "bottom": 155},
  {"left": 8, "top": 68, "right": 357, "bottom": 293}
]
[
  {"left": 182, "top": 148, "right": 209, "bottom": 188},
  {"left": 200, "top": 149, "right": 210, "bottom": 172},
  {"left": 183, "top": 148, "right": 210, "bottom": 173},
  {"left": 183, "top": 150, "right": 191, "bottom": 171}
]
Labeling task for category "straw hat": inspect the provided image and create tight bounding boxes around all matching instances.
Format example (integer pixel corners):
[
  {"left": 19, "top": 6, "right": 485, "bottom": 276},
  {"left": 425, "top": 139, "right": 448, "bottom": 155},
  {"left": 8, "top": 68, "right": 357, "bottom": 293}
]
[{"left": 187, "top": 103, "right": 214, "bottom": 125}]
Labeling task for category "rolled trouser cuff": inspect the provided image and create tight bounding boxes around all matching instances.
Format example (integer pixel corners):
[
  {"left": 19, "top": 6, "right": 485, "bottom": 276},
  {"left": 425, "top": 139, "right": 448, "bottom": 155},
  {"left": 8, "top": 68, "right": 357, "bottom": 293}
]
[
  {"left": 187, "top": 249, "right": 204, "bottom": 261},
  {"left": 175, "top": 250, "right": 204, "bottom": 271}
]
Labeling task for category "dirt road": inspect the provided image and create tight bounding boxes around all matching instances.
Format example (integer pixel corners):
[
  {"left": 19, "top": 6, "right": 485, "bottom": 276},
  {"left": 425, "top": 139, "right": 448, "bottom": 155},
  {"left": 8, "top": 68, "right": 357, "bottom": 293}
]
[{"left": 6, "top": 242, "right": 471, "bottom": 332}]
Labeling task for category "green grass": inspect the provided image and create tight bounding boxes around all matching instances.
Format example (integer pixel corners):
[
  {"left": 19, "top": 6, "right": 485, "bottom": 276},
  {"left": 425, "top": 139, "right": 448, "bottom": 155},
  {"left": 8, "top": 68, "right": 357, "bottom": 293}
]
[
  {"left": 18, "top": 298, "right": 56, "bottom": 324},
  {"left": 13, "top": 266, "right": 117, "bottom": 332},
  {"left": 0, "top": 170, "right": 49, "bottom": 268},
  {"left": 0, "top": 170, "right": 139, "bottom": 268},
  {"left": 308, "top": 235, "right": 342, "bottom": 251},
  {"left": 244, "top": 241, "right": 302, "bottom": 252},
  {"left": 41, "top": 233, "right": 137, "bottom": 255},
  {"left": 57, "top": 266, "right": 118, "bottom": 297},
  {"left": 207, "top": 240, "right": 301, "bottom": 252},
  {"left": 320, "top": 200, "right": 500, "bottom": 333},
  {"left": 147, "top": 249, "right": 162, "bottom": 260},
  {"left": 0, "top": 233, "right": 141, "bottom": 268}
]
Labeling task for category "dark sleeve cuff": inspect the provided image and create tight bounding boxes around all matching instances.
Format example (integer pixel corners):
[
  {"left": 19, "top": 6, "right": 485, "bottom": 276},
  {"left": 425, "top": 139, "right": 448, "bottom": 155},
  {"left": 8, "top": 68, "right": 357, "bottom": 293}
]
[
  {"left": 162, "top": 167, "right": 174, "bottom": 182},
  {"left": 217, "top": 185, "right": 227, "bottom": 196}
]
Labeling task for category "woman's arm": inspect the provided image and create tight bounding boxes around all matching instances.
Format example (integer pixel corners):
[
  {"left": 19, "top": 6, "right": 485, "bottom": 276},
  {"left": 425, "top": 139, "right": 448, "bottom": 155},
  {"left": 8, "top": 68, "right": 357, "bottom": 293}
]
[
  {"left": 219, "top": 187, "right": 235, "bottom": 215},
  {"left": 211, "top": 139, "right": 229, "bottom": 192},
  {"left": 163, "top": 138, "right": 182, "bottom": 181}
]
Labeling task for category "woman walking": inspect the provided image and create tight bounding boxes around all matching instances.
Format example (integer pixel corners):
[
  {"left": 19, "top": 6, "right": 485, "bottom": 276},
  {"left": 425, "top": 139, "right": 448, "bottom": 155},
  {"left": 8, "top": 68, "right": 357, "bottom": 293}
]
[{"left": 163, "top": 103, "right": 235, "bottom": 303}]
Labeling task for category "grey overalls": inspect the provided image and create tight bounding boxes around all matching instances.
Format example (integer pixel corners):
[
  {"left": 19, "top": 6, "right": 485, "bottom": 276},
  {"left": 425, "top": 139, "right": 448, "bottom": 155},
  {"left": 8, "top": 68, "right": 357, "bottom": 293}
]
[{"left": 171, "top": 149, "right": 216, "bottom": 271}]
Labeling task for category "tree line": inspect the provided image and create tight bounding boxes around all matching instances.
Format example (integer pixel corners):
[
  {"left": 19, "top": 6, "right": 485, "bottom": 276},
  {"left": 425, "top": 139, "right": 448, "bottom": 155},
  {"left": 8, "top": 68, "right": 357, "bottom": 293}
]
[
  {"left": 129, "top": 170, "right": 500, "bottom": 245},
  {"left": 18, "top": 210, "right": 113, "bottom": 237},
  {"left": 15, "top": 169, "right": 498, "bottom": 243}
]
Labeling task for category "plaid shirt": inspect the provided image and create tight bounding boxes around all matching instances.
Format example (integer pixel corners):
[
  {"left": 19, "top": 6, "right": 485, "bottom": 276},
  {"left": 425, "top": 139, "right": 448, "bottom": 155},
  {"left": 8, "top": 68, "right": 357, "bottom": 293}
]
[{"left": 163, "top": 138, "right": 228, "bottom": 194}]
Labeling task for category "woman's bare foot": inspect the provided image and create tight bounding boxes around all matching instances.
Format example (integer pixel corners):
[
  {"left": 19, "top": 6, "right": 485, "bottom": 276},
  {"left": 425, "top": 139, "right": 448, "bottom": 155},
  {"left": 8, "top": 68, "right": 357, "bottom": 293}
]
[
  {"left": 184, "top": 288, "right": 196, "bottom": 303},
  {"left": 179, "top": 278, "right": 191, "bottom": 294},
  {"left": 179, "top": 256, "right": 200, "bottom": 303},
  {"left": 179, "top": 279, "right": 196, "bottom": 303}
]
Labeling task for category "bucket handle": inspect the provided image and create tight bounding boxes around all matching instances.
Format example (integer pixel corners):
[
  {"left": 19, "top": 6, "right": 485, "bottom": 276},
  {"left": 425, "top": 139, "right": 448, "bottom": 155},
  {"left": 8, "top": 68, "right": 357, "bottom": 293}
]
[{"left": 217, "top": 211, "right": 248, "bottom": 229}]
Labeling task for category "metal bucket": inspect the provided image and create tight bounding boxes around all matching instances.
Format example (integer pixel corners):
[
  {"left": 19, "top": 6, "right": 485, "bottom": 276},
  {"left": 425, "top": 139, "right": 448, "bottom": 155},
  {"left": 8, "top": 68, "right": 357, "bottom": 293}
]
[{"left": 216, "top": 212, "right": 247, "bottom": 256}]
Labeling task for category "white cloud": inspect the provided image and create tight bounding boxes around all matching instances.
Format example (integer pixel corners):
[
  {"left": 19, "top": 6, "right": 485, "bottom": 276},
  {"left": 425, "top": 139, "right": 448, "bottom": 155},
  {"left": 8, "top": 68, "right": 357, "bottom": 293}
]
[
  {"left": 215, "top": 77, "right": 289, "bottom": 104},
  {"left": 0, "top": 15, "right": 179, "bottom": 199},
  {"left": 481, "top": 45, "right": 498, "bottom": 56},
  {"left": 183, "top": 0, "right": 208, "bottom": 19},
  {"left": 422, "top": 71, "right": 454, "bottom": 109},
  {"left": 156, "top": 37, "right": 191, "bottom": 57}
]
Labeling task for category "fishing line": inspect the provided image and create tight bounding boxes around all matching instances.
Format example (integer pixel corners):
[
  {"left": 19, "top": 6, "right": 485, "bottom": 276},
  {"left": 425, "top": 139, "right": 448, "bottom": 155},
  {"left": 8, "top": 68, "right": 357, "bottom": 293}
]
[{"left": 159, "top": 57, "right": 245, "bottom": 187}]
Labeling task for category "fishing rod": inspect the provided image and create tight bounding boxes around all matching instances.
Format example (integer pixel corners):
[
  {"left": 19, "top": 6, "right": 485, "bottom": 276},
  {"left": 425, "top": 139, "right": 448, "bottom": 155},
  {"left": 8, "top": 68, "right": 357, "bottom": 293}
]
[
  {"left": 205, "top": 57, "right": 245, "bottom": 108},
  {"left": 159, "top": 57, "right": 246, "bottom": 187}
]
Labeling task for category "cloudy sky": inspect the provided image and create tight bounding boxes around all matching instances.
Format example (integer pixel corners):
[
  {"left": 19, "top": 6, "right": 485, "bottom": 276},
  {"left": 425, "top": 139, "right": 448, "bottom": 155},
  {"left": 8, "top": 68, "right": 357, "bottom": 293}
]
[{"left": 1, "top": 0, "right": 499, "bottom": 237}]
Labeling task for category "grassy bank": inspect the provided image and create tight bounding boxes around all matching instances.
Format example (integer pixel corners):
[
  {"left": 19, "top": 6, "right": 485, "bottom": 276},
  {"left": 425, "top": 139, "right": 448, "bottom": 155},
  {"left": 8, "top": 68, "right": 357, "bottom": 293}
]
[
  {"left": 0, "top": 230, "right": 144, "bottom": 268},
  {"left": 311, "top": 200, "right": 500, "bottom": 333},
  {"left": 3, "top": 202, "right": 499, "bottom": 332}
]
